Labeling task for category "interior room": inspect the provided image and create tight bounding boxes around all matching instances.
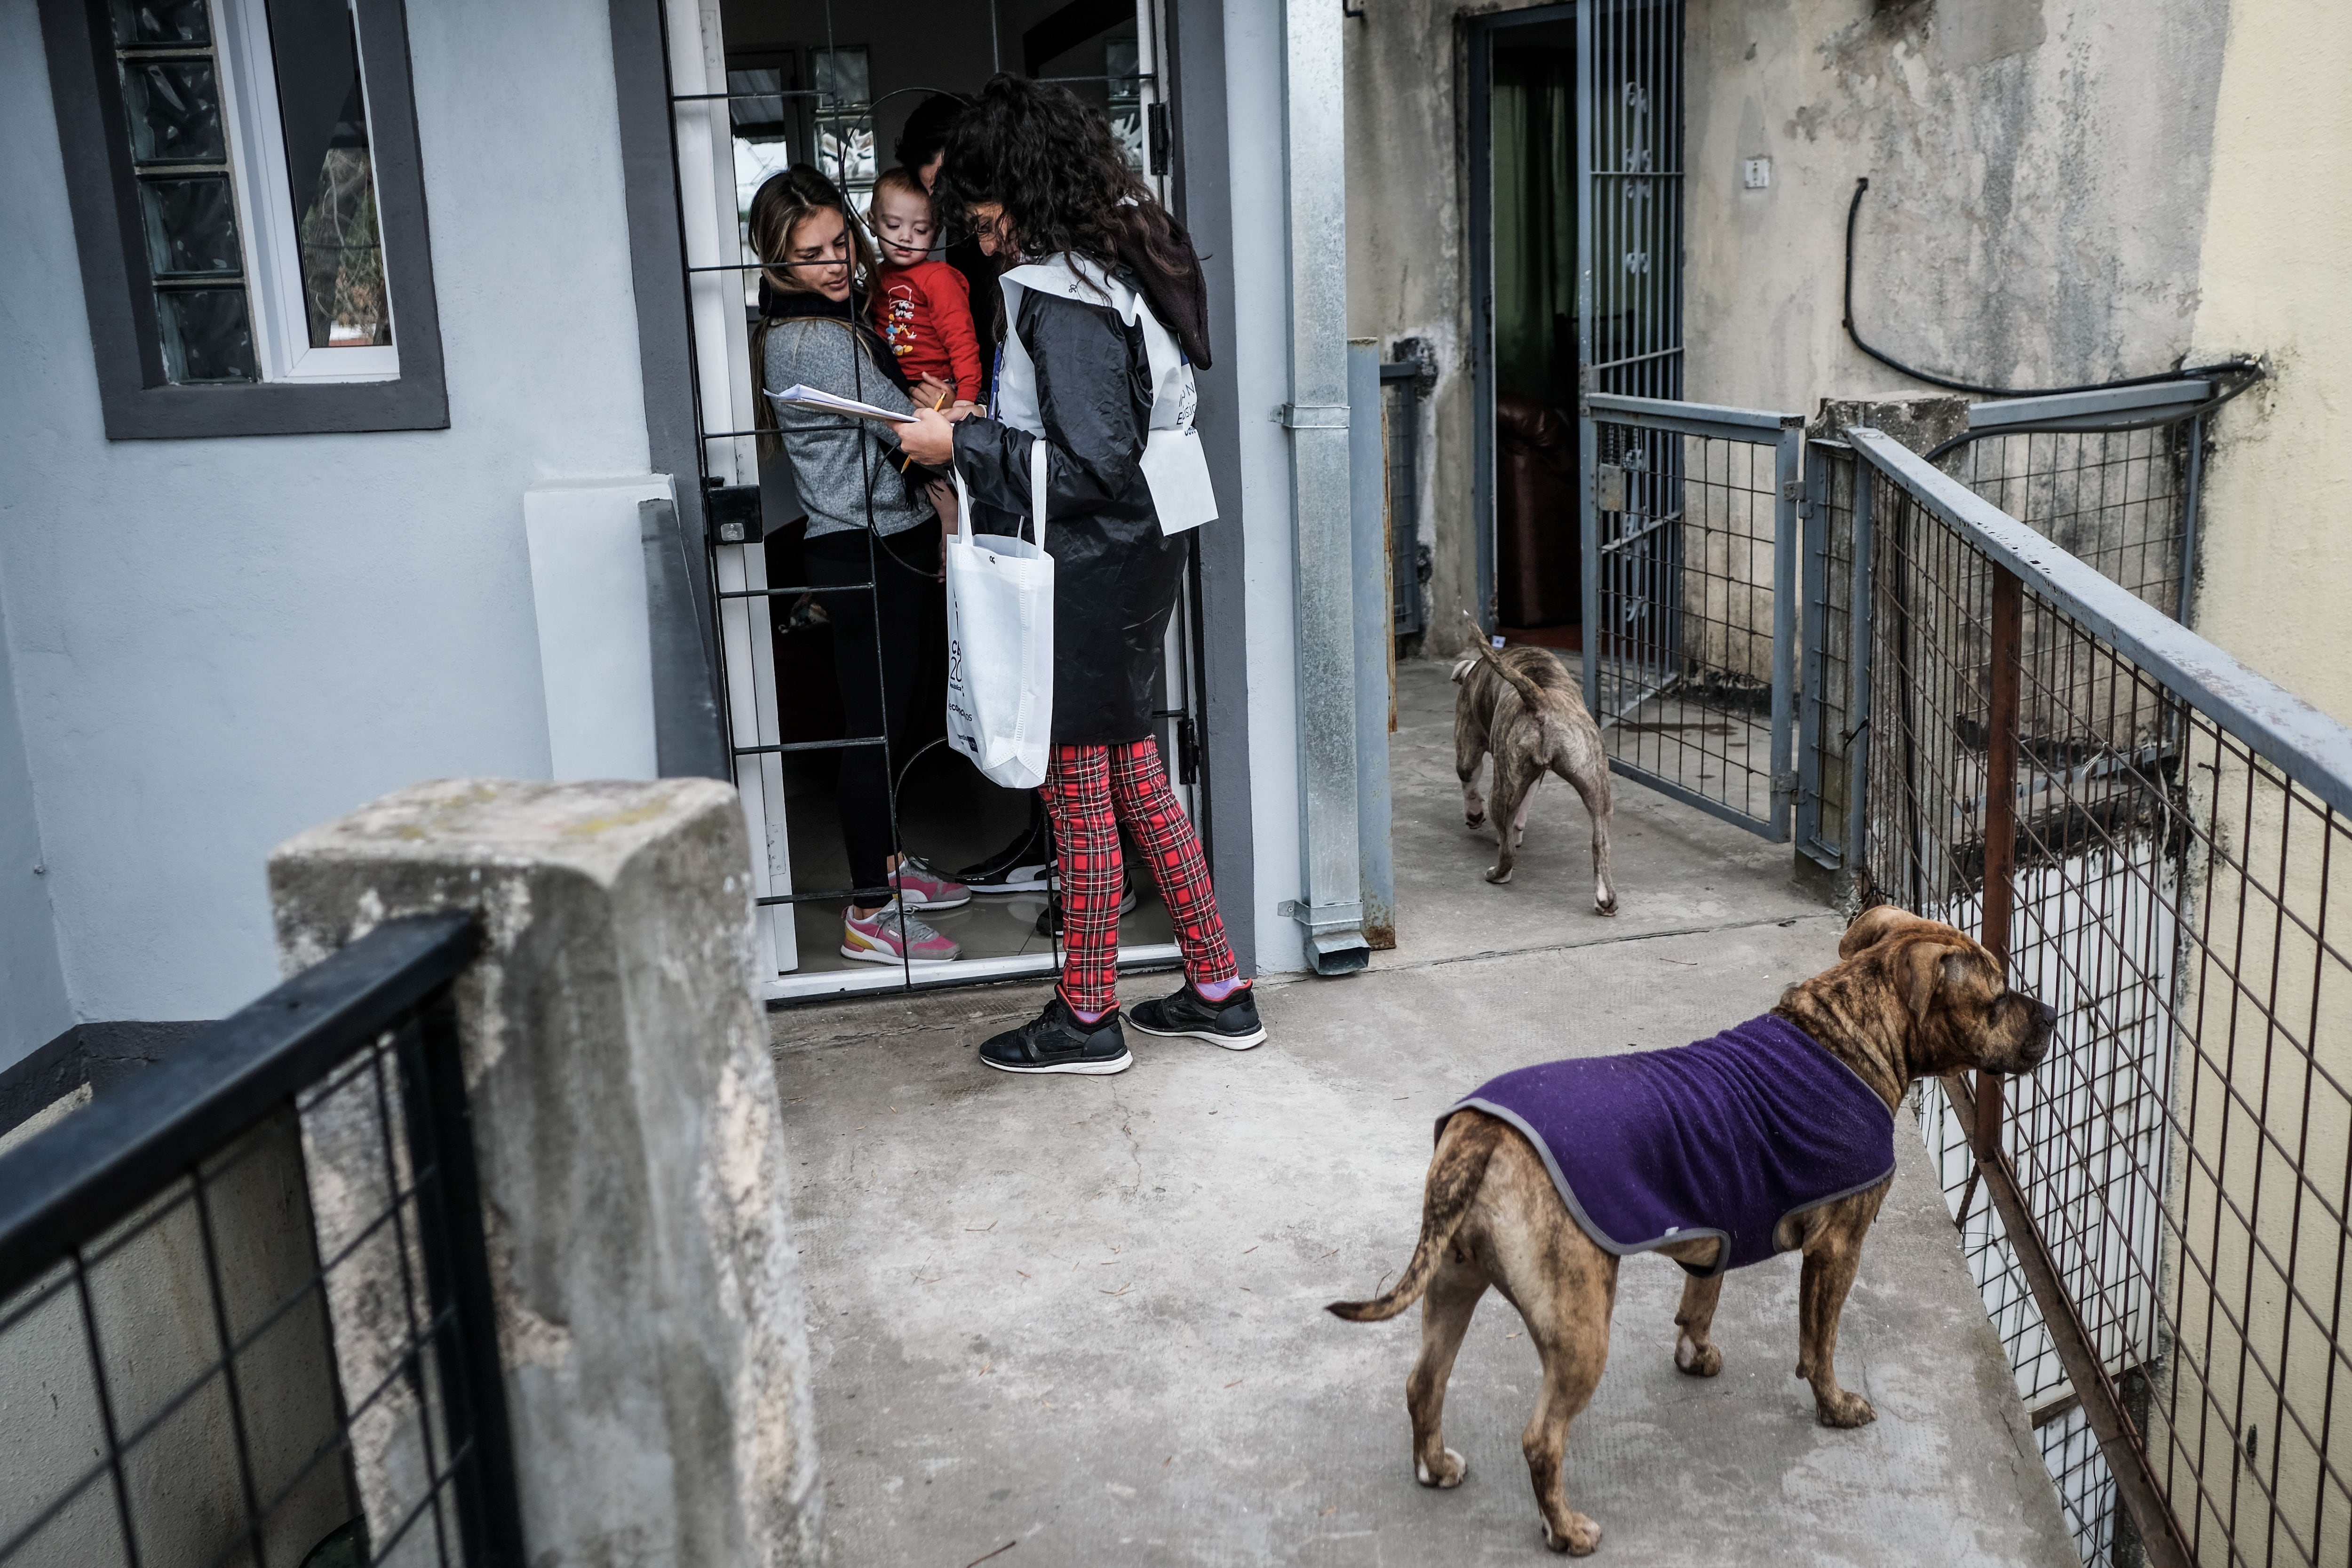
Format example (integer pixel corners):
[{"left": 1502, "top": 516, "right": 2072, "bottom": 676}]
[
  {"left": 715, "top": 0, "right": 1186, "bottom": 980},
  {"left": 1487, "top": 18, "right": 1582, "bottom": 649}
]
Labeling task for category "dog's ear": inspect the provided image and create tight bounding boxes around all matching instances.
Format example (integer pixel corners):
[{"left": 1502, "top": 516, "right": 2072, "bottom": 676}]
[
  {"left": 1900, "top": 940, "right": 1968, "bottom": 1024},
  {"left": 1840, "top": 904, "right": 1922, "bottom": 959}
]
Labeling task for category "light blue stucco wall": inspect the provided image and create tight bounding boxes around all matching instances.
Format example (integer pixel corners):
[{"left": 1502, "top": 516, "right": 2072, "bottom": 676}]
[
  {"left": 0, "top": 602, "right": 71, "bottom": 1070},
  {"left": 0, "top": 0, "right": 656, "bottom": 1031}
]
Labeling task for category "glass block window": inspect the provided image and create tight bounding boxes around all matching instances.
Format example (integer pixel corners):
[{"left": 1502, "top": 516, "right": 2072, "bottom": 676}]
[{"left": 111, "top": 0, "right": 261, "bottom": 383}]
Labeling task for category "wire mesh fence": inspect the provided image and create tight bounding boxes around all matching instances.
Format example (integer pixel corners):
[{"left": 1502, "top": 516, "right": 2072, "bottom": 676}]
[
  {"left": 1852, "top": 428, "right": 2352, "bottom": 1568},
  {"left": 0, "top": 915, "right": 519, "bottom": 1568},
  {"left": 1949, "top": 421, "right": 2201, "bottom": 622}
]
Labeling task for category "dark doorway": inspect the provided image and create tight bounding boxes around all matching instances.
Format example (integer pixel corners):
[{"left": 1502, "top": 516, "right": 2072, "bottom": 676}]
[{"left": 1476, "top": 15, "right": 1581, "bottom": 647}]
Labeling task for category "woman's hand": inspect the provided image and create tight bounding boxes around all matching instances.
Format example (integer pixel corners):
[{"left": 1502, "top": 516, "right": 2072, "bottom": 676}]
[
  {"left": 898, "top": 405, "right": 958, "bottom": 467},
  {"left": 914, "top": 374, "right": 956, "bottom": 411}
]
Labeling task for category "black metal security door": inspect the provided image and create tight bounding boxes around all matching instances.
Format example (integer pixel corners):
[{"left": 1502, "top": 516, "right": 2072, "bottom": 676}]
[{"left": 662, "top": 0, "right": 1202, "bottom": 1002}]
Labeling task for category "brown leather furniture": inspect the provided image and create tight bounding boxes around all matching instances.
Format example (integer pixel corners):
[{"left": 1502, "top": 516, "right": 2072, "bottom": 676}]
[{"left": 1496, "top": 392, "right": 1581, "bottom": 629}]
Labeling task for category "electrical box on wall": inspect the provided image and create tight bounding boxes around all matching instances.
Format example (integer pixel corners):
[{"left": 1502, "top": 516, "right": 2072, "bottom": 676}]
[{"left": 1742, "top": 158, "right": 1772, "bottom": 190}]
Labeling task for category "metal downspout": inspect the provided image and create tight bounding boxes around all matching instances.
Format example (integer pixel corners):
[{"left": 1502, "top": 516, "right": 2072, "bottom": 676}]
[{"left": 1279, "top": 0, "right": 1368, "bottom": 975}]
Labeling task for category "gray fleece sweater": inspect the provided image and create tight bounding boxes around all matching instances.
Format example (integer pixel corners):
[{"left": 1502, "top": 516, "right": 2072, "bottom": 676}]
[{"left": 763, "top": 316, "right": 934, "bottom": 538}]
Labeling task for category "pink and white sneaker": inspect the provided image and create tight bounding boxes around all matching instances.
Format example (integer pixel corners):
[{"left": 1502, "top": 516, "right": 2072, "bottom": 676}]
[
  {"left": 840, "top": 899, "right": 961, "bottom": 968},
  {"left": 890, "top": 854, "right": 970, "bottom": 911}
]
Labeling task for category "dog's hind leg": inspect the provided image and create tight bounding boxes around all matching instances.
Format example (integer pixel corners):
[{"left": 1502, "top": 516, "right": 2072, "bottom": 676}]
[
  {"left": 1517, "top": 1250, "right": 1613, "bottom": 1554},
  {"left": 1559, "top": 744, "right": 1617, "bottom": 915},
  {"left": 1485, "top": 760, "right": 1535, "bottom": 884},
  {"left": 1406, "top": 1252, "right": 1486, "bottom": 1489},
  {"left": 1671, "top": 1269, "right": 1726, "bottom": 1377},
  {"left": 1455, "top": 709, "right": 1489, "bottom": 828}
]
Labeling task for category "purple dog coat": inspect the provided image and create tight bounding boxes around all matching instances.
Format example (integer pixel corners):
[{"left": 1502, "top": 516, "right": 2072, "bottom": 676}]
[{"left": 1446, "top": 1012, "right": 1894, "bottom": 1277}]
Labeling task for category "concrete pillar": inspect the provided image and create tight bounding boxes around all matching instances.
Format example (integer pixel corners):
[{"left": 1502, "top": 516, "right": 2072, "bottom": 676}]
[
  {"left": 1810, "top": 391, "right": 1971, "bottom": 455},
  {"left": 268, "top": 779, "right": 819, "bottom": 1568}
]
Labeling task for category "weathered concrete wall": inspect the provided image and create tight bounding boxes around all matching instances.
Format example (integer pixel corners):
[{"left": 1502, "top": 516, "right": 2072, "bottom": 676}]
[
  {"left": 270, "top": 779, "right": 820, "bottom": 1568},
  {"left": 1346, "top": 3, "right": 1477, "bottom": 653},
  {"left": 2184, "top": 0, "right": 2352, "bottom": 725},
  {"left": 1345, "top": 0, "right": 2230, "bottom": 655},
  {"left": 1684, "top": 0, "right": 2227, "bottom": 412}
]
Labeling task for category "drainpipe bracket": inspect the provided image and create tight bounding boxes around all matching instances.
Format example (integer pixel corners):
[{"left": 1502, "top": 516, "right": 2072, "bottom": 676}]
[{"left": 1279, "top": 403, "right": 1351, "bottom": 430}]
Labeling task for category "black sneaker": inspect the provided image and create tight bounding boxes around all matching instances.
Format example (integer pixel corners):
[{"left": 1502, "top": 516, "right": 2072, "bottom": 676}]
[
  {"left": 956, "top": 814, "right": 1053, "bottom": 894},
  {"left": 979, "top": 996, "right": 1133, "bottom": 1075},
  {"left": 1033, "top": 876, "right": 1140, "bottom": 937},
  {"left": 1129, "top": 982, "right": 1266, "bottom": 1051}
]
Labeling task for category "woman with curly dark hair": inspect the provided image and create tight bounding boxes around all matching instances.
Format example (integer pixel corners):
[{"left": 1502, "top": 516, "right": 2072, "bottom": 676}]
[{"left": 898, "top": 74, "right": 1261, "bottom": 1077}]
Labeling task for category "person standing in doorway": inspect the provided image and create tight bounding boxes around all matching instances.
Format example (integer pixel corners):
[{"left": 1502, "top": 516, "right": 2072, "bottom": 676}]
[
  {"left": 751, "top": 166, "right": 969, "bottom": 970},
  {"left": 898, "top": 75, "right": 1263, "bottom": 1076}
]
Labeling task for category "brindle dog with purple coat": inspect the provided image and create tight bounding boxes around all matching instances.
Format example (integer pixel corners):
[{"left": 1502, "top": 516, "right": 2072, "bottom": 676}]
[{"left": 1330, "top": 908, "right": 2056, "bottom": 1555}]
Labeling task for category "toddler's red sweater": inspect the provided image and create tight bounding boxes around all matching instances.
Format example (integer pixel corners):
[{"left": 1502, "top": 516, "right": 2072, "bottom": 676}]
[{"left": 873, "top": 259, "right": 984, "bottom": 401}]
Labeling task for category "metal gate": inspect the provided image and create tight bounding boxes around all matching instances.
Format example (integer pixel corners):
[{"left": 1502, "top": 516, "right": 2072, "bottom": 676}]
[{"left": 1580, "top": 394, "right": 1804, "bottom": 839}]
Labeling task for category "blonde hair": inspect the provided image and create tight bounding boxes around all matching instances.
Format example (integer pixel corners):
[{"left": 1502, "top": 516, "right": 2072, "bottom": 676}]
[{"left": 866, "top": 165, "right": 931, "bottom": 228}]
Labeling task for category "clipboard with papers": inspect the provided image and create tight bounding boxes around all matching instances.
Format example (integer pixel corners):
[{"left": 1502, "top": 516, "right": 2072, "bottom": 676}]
[{"left": 764, "top": 384, "right": 918, "bottom": 424}]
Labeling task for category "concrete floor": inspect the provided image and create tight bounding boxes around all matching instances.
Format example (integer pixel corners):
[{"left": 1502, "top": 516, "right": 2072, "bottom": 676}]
[{"left": 769, "top": 658, "right": 2077, "bottom": 1567}]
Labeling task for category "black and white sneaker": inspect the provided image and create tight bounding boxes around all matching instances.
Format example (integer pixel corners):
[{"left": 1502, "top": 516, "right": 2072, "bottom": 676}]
[
  {"left": 1128, "top": 982, "right": 1266, "bottom": 1051},
  {"left": 1033, "top": 876, "right": 1140, "bottom": 937},
  {"left": 956, "top": 815, "right": 1053, "bottom": 894},
  {"left": 978, "top": 996, "right": 1133, "bottom": 1075}
]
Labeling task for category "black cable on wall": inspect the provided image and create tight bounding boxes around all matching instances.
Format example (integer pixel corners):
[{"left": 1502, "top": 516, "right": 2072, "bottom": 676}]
[{"left": 1841, "top": 177, "right": 2260, "bottom": 400}]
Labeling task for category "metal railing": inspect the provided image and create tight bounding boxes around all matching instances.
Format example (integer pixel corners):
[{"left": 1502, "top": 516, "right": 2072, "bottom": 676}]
[
  {"left": 0, "top": 915, "right": 522, "bottom": 1568},
  {"left": 1848, "top": 426, "right": 2352, "bottom": 1568}
]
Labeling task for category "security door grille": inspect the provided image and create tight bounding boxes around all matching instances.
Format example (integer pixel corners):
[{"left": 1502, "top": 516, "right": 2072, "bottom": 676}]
[{"left": 661, "top": 0, "right": 1197, "bottom": 1002}]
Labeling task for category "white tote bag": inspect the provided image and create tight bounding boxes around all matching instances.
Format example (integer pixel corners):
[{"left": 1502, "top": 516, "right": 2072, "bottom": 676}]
[{"left": 944, "top": 440, "right": 1055, "bottom": 789}]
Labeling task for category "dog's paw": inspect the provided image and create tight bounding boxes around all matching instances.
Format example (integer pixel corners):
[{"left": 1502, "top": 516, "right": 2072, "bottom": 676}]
[
  {"left": 1414, "top": 1447, "right": 1468, "bottom": 1488},
  {"left": 1485, "top": 865, "right": 1513, "bottom": 884},
  {"left": 1464, "top": 812, "right": 1486, "bottom": 828},
  {"left": 1815, "top": 1390, "right": 1877, "bottom": 1428},
  {"left": 1674, "top": 1334, "right": 1722, "bottom": 1377},
  {"left": 1594, "top": 890, "right": 1618, "bottom": 917},
  {"left": 1540, "top": 1512, "right": 1602, "bottom": 1555}
]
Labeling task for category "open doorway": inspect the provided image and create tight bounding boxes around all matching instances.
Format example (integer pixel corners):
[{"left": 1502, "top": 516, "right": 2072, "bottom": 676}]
[
  {"left": 1488, "top": 19, "right": 1581, "bottom": 649},
  {"left": 1469, "top": 2, "right": 1683, "bottom": 653},
  {"left": 669, "top": 0, "right": 1199, "bottom": 1001}
]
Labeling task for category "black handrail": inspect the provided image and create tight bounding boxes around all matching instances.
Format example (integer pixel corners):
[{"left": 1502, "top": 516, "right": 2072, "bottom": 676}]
[{"left": 0, "top": 913, "right": 478, "bottom": 1303}]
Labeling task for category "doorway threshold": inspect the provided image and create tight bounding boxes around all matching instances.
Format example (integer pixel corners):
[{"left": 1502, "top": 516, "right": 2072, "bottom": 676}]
[{"left": 761, "top": 942, "right": 1184, "bottom": 1004}]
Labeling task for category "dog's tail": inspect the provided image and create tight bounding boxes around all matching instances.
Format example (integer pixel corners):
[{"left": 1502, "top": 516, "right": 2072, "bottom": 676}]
[
  {"left": 1462, "top": 613, "right": 1553, "bottom": 716},
  {"left": 1327, "top": 1113, "right": 1502, "bottom": 1323}
]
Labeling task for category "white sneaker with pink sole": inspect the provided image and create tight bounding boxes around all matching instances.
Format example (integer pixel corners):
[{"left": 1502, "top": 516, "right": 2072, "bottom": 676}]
[{"left": 840, "top": 898, "right": 961, "bottom": 967}]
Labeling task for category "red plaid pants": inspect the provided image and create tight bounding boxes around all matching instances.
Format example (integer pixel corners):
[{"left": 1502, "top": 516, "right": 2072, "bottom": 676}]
[{"left": 1041, "top": 739, "right": 1240, "bottom": 1016}]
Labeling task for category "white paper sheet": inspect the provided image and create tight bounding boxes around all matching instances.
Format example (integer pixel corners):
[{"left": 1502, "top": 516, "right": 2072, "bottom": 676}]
[{"left": 764, "top": 383, "right": 916, "bottom": 423}]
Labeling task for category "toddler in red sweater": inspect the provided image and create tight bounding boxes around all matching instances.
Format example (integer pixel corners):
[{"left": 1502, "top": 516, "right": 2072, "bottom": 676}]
[{"left": 867, "top": 167, "right": 983, "bottom": 404}]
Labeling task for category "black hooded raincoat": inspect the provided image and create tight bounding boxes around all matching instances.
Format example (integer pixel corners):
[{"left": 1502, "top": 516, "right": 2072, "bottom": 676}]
[{"left": 949, "top": 277, "right": 1191, "bottom": 745}]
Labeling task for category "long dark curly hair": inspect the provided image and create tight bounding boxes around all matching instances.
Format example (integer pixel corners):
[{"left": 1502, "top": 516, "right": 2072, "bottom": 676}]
[{"left": 934, "top": 74, "right": 1198, "bottom": 309}]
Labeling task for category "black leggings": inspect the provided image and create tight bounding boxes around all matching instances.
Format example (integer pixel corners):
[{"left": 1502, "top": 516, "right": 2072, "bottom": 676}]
[{"left": 803, "top": 520, "right": 939, "bottom": 900}]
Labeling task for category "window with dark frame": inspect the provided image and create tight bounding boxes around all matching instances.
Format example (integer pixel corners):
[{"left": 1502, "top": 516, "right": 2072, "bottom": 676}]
[{"left": 41, "top": 0, "right": 446, "bottom": 438}]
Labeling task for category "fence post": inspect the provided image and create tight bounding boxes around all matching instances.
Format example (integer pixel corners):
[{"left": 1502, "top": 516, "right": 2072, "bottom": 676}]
[
  {"left": 1979, "top": 565, "right": 2023, "bottom": 1160},
  {"left": 268, "top": 779, "right": 822, "bottom": 1567}
]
